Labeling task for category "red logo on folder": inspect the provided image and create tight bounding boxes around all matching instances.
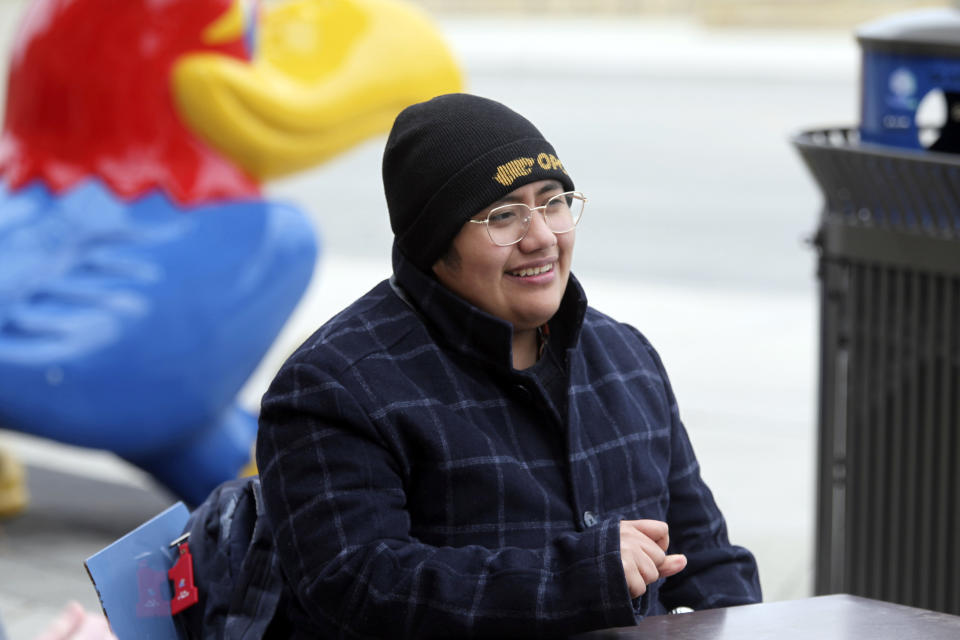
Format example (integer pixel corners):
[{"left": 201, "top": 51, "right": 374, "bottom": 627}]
[{"left": 168, "top": 541, "right": 199, "bottom": 615}]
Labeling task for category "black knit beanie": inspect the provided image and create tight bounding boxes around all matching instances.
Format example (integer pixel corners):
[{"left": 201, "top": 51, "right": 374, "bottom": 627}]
[{"left": 383, "top": 93, "right": 575, "bottom": 272}]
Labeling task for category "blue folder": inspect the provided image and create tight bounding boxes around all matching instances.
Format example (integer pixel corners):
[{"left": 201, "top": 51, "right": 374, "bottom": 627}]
[{"left": 84, "top": 502, "right": 189, "bottom": 640}]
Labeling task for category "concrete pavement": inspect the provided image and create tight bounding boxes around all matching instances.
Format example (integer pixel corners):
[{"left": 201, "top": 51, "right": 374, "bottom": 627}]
[{"left": 0, "top": 462, "right": 175, "bottom": 639}]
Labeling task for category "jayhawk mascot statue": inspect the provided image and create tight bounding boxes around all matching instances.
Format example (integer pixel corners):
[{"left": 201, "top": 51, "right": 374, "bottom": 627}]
[{"left": 0, "top": 0, "right": 461, "bottom": 508}]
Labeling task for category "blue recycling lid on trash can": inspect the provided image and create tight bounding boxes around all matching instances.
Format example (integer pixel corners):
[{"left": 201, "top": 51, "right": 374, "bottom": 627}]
[{"left": 858, "top": 7, "right": 960, "bottom": 152}]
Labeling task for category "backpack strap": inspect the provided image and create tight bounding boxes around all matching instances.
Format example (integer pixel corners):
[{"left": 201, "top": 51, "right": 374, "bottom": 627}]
[
  {"left": 178, "top": 477, "right": 285, "bottom": 640},
  {"left": 222, "top": 480, "right": 284, "bottom": 640}
]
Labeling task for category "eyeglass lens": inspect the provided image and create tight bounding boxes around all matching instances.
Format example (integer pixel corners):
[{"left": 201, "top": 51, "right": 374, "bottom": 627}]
[{"left": 486, "top": 192, "right": 585, "bottom": 246}]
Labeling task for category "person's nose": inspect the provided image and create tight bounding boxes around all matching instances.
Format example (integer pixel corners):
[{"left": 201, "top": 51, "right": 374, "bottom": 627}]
[{"left": 518, "top": 208, "right": 557, "bottom": 252}]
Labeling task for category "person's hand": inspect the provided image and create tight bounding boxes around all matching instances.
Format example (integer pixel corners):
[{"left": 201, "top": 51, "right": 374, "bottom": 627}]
[
  {"left": 619, "top": 519, "right": 687, "bottom": 598},
  {"left": 33, "top": 601, "right": 117, "bottom": 640}
]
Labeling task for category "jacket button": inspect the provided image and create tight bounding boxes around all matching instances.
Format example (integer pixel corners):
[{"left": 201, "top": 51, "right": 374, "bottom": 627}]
[{"left": 583, "top": 511, "right": 598, "bottom": 528}]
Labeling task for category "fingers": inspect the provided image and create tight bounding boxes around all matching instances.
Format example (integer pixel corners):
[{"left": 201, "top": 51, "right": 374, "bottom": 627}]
[
  {"left": 619, "top": 520, "right": 687, "bottom": 598},
  {"left": 621, "top": 554, "right": 647, "bottom": 599},
  {"left": 619, "top": 521, "right": 659, "bottom": 598},
  {"left": 622, "top": 519, "right": 670, "bottom": 552},
  {"left": 34, "top": 602, "right": 84, "bottom": 640},
  {"left": 620, "top": 524, "right": 666, "bottom": 566},
  {"left": 620, "top": 546, "right": 662, "bottom": 598},
  {"left": 659, "top": 553, "right": 688, "bottom": 578},
  {"left": 33, "top": 602, "right": 117, "bottom": 640},
  {"left": 72, "top": 612, "right": 117, "bottom": 640}
]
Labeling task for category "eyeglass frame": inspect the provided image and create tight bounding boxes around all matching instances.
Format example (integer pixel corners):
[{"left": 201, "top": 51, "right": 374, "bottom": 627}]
[{"left": 467, "top": 190, "right": 587, "bottom": 247}]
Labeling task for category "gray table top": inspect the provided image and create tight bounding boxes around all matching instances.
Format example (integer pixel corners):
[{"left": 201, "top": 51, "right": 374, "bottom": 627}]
[{"left": 575, "top": 594, "right": 960, "bottom": 639}]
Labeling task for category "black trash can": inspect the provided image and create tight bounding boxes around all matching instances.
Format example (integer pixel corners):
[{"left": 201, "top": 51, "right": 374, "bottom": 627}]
[
  {"left": 794, "top": 5, "right": 960, "bottom": 616},
  {"left": 793, "top": 127, "right": 960, "bottom": 615}
]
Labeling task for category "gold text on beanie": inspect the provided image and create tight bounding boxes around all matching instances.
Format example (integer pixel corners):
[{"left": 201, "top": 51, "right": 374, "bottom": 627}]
[{"left": 493, "top": 153, "right": 567, "bottom": 187}]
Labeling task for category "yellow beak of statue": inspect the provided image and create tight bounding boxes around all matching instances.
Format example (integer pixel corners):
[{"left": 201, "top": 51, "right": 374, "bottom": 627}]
[{"left": 172, "top": 0, "right": 463, "bottom": 180}]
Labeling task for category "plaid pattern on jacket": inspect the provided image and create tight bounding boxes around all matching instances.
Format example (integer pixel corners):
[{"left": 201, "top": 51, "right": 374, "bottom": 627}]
[{"left": 257, "top": 247, "right": 761, "bottom": 638}]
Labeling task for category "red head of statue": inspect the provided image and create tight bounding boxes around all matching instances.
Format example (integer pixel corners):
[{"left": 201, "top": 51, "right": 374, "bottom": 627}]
[{"left": 0, "top": 0, "right": 260, "bottom": 204}]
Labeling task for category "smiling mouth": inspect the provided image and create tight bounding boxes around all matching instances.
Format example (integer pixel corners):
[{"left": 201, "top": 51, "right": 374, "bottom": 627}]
[{"left": 509, "top": 263, "right": 554, "bottom": 278}]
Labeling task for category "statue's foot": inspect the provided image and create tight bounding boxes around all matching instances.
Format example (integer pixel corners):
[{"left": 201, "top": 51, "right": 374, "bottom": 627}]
[
  {"left": 0, "top": 447, "right": 28, "bottom": 518},
  {"left": 124, "top": 405, "right": 258, "bottom": 507},
  {"left": 239, "top": 448, "right": 258, "bottom": 479}
]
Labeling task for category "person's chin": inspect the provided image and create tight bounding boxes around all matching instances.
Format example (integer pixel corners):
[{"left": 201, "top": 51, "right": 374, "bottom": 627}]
[{"left": 515, "top": 301, "right": 562, "bottom": 328}]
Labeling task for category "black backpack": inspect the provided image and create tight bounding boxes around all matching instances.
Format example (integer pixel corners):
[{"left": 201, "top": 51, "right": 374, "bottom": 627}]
[{"left": 175, "top": 477, "right": 287, "bottom": 640}]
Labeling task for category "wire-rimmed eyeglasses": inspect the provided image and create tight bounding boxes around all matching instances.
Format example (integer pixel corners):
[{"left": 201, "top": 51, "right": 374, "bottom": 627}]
[{"left": 468, "top": 191, "right": 586, "bottom": 246}]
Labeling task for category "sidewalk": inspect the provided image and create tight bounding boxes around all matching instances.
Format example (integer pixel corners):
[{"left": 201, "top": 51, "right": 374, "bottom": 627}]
[{"left": 0, "top": 462, "right": 175, "bottom": 638}]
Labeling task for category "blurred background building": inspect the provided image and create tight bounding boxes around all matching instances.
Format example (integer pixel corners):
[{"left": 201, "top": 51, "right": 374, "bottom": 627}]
[{"left": 411, "top": 0, "right": 944, "bottom": 25}]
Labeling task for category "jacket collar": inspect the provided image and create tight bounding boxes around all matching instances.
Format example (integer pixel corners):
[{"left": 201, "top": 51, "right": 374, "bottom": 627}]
[{"left": 391, "top": 242, "right": 587, "bottom": 370}]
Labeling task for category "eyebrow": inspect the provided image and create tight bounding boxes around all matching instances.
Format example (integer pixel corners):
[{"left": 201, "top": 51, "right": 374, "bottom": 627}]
[{"left": 490, "top": 180, "right": 564, "bottom": 207}]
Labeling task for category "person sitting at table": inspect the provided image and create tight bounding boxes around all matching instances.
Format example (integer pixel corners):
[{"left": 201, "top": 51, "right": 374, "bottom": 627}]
[{"left": 256, "top": 92, "right": 762, "bottom": 637}]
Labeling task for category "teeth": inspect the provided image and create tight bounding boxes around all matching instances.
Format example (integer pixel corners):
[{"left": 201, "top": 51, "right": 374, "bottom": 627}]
[{"left": 511, "top": 263, "right": 554, "bottom": 277}]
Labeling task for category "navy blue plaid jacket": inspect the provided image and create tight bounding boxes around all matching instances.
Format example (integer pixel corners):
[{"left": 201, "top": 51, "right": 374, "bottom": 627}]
[{"left": 257, "top": 247, "right": 761, "bottom": 638}]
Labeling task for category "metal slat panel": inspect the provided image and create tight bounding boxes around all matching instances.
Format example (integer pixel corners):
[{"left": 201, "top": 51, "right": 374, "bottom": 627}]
[
  {"left": 815, "top": 258, "right": 843, "bottom": 596},
  {"left": 886, "top": 269, "right": 906, "bottom": 605},
  {"left": 847, "top": 265, "right": 876, "bottom": 593},
  {"left": 946, "top": 167, "right": 960, "bottom": 231},
  {"left": 932, "top": 275, "right": 953, "bottom": 613},
  {"left": 849, "top": 263, "right": 866, "bottom": 594},
  {"left": 891, "top": 155, "right": 920, "bottom": 228},
  {"left": 900, "top": 161, "right": 929, "bottom": 230},
  {"left": 872, "top": 266, "right": 891, "bottom": 595},
  {"left": 830, "top": 261, "right": 850, "bottom": 593},
  {"left": 950, "top": 278, "right": 960, "bottom": 616},
  {"left": 927, "top": 165, "right": 955, "bottom": 233},
  {"left": 901, "top": 271, "right": 921, "bottom": 606},
  {"left": 917, "top": 273, "right": 937, "bottom": 608}
]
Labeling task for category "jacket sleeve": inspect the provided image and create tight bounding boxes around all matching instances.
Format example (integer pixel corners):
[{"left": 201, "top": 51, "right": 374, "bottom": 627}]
[
  {"left": 640, "top": 337, "right": 763, "bottom": 611},
  {"left": 256, "top": 359, "right": 638, "bottom": 638}
]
